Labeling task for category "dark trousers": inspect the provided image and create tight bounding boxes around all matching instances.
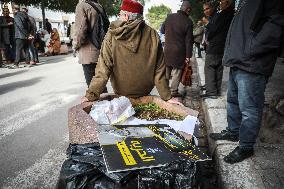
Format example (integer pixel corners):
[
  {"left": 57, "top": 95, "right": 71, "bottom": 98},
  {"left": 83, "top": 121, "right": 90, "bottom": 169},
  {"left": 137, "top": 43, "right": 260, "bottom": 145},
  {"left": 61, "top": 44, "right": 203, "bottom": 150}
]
[
  {"left": 82, "top": 64, "right": 107, "bottom": 92},
  {"left": 204, "top": 54, "right": 224, "bottom": 95},
  {"left": 195, "top": 43, "right": 202, "bottom": 58},
  {"left": 227, "top": 68, "right": 267, "bottom": 148},
  {"left": 0, "top": 50, "right": 2, "bottom": 67},
  {"left": 28, "top": 39, "right": 38, "bottom": 62},
  {"left": 15, "top": 39, "right": 30, "bottom": 64}
]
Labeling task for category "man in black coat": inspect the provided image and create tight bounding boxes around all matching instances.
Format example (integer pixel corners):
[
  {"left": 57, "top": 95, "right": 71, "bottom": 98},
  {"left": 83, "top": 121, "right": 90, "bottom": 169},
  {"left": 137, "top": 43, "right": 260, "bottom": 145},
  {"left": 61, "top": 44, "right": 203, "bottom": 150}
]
[
  {"left": 210, "top": 0, "right": 284, "bottom": 164},
  {"left": 10, "top": 4, "right": 31, "bottom": 69},
  {"left": 201, "top": 0, "right": 235, "bottom": 98},
  {"left": 161, "top": 1, "right": 193, "bottom": 97}
]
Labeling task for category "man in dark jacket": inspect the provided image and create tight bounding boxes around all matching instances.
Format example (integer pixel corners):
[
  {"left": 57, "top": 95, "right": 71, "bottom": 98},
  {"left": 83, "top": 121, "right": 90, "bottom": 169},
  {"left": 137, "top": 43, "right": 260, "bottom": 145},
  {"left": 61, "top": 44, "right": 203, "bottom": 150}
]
[
  {"left": 161, "top": 1, "right": 193, "bottom": 97},
  {"left": 45, "top": 19, "right": 52, "bottom": 34},
  {"left": 0, "top": 13, "right": 12, "bottom": 68},
  {"left": 22, "top": 7, "right": 38, "bottom": 65},
  {"left": 10, "top": 4, "right": 31, "bottom": 69},
  {"left": 210, "top": 0, "right": 284, "bottom": 164},
  {"left": 201, "top": 0, "right": 234, "bottom": 98}
]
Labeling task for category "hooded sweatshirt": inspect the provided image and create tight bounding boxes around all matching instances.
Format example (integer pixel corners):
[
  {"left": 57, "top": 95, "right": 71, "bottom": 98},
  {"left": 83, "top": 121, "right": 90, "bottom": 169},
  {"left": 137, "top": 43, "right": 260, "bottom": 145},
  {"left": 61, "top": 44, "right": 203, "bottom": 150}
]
[{"left": 85, "top": 19, "right": 171, "bottom": 101}]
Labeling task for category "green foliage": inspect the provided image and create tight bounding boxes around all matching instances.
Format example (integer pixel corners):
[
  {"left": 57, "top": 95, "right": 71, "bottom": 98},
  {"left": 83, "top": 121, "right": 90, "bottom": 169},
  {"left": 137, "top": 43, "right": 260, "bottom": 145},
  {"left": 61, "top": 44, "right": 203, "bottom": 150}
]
[
  {"left": 187, "top": 0, "right": 204, "bottom": 23},
  {"left": 11, "top": 0, "right": 78, "bottom": 13},
  {"left": 146, "top": 4, "right": 172, "bottom": 30},
  {"left": 9, "top": 0, "right": 148, "bottom": 15}
]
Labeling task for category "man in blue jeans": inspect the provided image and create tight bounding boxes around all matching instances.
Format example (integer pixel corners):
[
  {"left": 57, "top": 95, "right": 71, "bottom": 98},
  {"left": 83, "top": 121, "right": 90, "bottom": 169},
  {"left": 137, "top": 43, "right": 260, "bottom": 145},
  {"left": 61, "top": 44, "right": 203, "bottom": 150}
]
[{"left": 209, "top": 0, "right": 284, "bottom": 164}]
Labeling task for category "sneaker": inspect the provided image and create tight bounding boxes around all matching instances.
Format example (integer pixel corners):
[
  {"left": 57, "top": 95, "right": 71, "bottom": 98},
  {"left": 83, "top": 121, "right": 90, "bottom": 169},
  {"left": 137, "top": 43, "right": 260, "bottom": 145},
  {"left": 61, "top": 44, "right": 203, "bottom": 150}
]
[
  {"left": 209, "top": 130, "right": 239, "bottom": 142},
  {"left": 224, "top": 146, "right": 254, "bottom": 164}
]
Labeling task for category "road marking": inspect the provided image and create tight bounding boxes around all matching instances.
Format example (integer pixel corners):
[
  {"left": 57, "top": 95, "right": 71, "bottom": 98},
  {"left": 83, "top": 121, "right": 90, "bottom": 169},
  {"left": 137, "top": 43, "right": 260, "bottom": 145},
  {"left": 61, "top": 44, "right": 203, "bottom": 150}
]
[
  {"left": 2, "top": 136, "right": 69, "bottom": 189},
  {"left": 0, "top": 94, "right": 78, "bottom": 141}
]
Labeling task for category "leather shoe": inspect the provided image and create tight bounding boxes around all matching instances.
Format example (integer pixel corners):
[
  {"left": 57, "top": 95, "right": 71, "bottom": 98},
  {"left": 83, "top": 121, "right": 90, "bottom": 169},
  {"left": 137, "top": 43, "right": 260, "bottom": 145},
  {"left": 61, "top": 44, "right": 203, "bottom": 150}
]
[
  {"left": 224, "top": 146, "right": 254, "bottom": 164},
  {"left": 200, "top": 93, "right": 218, "bottom": 99},
  {"left": 209, "top": 130, "right": 239, "bottom": 142}
]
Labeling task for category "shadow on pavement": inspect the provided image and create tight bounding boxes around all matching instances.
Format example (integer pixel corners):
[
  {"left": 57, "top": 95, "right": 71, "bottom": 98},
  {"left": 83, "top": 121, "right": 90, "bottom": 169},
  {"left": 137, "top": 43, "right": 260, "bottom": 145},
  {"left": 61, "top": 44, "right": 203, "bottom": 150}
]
[
  {"left": 0, "top": 77, "right": 43, "bottom": 95},
  {"left": 0, "top": 70, "right": 28, "bottom": 79},
  {"left": 37, "top": 54, "right": 73, "bottom": 66}
]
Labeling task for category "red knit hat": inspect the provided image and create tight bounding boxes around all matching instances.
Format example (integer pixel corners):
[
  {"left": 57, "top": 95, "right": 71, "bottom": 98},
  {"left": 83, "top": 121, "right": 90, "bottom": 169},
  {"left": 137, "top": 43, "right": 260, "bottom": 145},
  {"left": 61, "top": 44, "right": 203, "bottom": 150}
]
[{"left": 120, "top": 0, "right": 143, "bottom": 14}]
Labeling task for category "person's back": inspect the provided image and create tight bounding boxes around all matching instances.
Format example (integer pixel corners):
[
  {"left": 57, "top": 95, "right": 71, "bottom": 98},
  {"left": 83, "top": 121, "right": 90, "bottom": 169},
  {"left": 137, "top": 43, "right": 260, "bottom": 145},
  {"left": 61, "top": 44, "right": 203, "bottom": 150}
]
[
  {"left": 160, "top": 1, "right": 193, "bottom": 97},
  {"left": 100, "top": 19, "right": 167, "bottom": 98},
  {"left": 73, "top": 0, "right": 109, "bottom": 88},
  {"left": 162, "top": 11, "right": 193, "bottom": 69},
  {"left": 83, "top": 0, "right": 182, "bottom": 105},
  {"left": 14, "top": 11, "right": 30, "bottom": 39}
]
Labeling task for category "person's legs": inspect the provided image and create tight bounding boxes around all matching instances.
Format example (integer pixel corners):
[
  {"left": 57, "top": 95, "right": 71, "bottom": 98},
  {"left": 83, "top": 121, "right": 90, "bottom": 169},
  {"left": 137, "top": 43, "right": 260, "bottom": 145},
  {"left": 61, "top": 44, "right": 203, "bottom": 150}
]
[
  {"left": 209, "top": 68, "right": 240, "bottom": 142},
  {"left": 204, "top": 54, "right": 218, "bottom": 95},
  {"left": 235, "top": 69, "right": 267, "bottom": 149},
  {"left": 82, "top": 64, "right": 108, "bottom": 92},
  {"left": 215, "top": 55, "right": 224, "bottom": 96},
  {"left": 170, "top": 68, "right": 183, "bottom": 96},
  {"left": 82, "top": 64, "right": 97, "bottom": 87},
  {"left": 226, "top": 68, "right": 241, "bottom": 134},
  {"left": 23, "top": 40, "right": 30, "bottom": 63},
  {"left": 14, "top": 39, "right": 24, "bottom": 66},
  {"left": 0, "top": 49, "right": 2, "bottom": 68},
  {"left": 28, "top": 39, "right": 37, "bottom": 63},
  {"left": 223, "top": 68, "right": 267, "bottom": 164}
]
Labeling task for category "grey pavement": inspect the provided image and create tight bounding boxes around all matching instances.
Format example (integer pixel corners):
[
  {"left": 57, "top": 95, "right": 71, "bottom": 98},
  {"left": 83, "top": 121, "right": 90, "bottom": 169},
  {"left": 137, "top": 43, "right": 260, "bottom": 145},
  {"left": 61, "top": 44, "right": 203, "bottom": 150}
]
[
  {"left": 0, "top": 55, "right": 113, "bottom": 188},
  {"left": 195, "top": 55, "right": 284, "bottom": 189}
]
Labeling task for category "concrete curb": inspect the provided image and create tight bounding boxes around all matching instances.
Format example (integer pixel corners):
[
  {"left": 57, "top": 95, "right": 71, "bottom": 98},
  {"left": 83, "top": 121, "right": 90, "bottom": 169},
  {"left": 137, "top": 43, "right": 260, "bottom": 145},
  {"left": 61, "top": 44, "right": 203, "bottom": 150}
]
[{"left": 195, "top": 57, "right": 266, "bottom": 189}]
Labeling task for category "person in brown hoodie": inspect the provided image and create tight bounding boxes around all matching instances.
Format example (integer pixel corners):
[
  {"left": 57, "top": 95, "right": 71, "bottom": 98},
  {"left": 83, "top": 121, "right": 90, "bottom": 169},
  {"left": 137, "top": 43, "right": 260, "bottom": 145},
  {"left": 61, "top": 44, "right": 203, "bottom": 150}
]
[{"left": 81, "top": 0, "right": 181, "bottom": 105}]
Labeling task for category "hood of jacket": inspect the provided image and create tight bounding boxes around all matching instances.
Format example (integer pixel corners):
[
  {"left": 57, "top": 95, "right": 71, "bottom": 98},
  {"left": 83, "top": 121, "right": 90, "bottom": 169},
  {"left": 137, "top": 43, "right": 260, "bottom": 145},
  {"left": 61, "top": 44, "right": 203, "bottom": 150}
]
[{"left": 109, "top": 19, "right": 145, "bottom": 53}]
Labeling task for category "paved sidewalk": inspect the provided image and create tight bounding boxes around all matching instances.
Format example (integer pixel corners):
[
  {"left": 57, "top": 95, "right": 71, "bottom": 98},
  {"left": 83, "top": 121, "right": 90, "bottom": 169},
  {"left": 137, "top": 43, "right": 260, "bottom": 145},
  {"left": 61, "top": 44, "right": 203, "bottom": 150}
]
[{"left": 195, "top": 57, "right": 284, "bottom": 189}]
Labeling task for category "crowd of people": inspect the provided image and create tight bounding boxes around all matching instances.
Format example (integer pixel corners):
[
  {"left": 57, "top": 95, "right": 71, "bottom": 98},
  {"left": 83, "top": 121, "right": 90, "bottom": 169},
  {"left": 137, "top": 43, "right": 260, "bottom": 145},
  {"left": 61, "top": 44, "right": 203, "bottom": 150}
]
[
  {"left": 0, "top": 5, "right": 65, "bottom": 69},
  {"left": 73, "top": 0, "right": 283, "bottom": 165},
  {"left": 1, "top": 0, "right": 282, "bottom": 165}
]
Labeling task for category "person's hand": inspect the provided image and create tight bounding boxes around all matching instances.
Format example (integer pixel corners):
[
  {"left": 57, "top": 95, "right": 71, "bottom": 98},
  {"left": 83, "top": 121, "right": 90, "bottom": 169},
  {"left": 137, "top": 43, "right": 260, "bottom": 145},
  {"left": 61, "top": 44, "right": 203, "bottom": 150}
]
[
  {"left": 185, "top": 58, "right": 190, "bottom": 63},
  {"left": 81, "top": 96, "right": 89, "bottom": 104},
  {"left": 8, "top": 22, "right": 13, "bottom": 26},
  {"left": 167, "top": 97, "right": 184, "bottom": 106}
]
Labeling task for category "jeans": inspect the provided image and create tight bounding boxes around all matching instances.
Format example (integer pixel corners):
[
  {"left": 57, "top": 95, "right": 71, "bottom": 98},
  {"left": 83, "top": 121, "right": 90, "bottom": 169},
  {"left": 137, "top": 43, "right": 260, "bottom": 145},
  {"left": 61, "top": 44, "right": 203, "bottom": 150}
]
[
  {"left": 28, "top": 39, "right": 39, "bottom": 62},
  {"left": 227, "top": 67, "right": 268, "bottom": 148}
]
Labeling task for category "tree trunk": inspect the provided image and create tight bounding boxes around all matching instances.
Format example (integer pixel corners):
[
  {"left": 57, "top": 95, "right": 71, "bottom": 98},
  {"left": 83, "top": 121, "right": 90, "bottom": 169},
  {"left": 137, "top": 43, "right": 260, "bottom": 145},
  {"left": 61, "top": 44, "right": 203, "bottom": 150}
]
[{"left": 41, "top": 2, "right": 46, "bottom": 29}]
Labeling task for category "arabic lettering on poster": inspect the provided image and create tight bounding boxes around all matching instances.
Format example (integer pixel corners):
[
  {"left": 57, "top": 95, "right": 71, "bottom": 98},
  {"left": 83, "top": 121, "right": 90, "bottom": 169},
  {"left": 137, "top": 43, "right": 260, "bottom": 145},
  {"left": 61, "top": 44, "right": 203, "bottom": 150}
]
[
  {"left": 130, "top": 140, "right": 155, "bottom": 162},
  {"left": 116, "top": 141, "right": 137, "bottom": 165}
]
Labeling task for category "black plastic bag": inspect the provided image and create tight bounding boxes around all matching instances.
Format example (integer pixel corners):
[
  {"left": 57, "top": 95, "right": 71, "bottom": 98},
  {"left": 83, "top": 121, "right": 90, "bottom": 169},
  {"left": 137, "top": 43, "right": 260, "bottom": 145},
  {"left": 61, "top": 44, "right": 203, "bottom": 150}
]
[{"left": 56, "top": 143, "right": 196, "bottom": 189}]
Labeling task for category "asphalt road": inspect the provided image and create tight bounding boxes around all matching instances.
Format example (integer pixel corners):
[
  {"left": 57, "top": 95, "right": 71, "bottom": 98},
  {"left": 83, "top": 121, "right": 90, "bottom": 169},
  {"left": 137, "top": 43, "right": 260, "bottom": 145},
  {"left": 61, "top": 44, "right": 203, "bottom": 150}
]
[{"left": 0, "top": 55, "right": 94, "bottom": 188}]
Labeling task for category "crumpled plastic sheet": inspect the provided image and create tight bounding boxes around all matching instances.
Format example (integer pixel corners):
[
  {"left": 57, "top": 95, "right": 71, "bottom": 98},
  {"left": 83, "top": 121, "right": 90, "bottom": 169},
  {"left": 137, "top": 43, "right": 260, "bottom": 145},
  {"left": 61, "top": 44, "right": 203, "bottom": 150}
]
[
  {"left": 56, "top": 143, "right": 196, "bottom": 189},
  {"left": 89, "top": 96, "right": 135, "bottom": 125}
]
